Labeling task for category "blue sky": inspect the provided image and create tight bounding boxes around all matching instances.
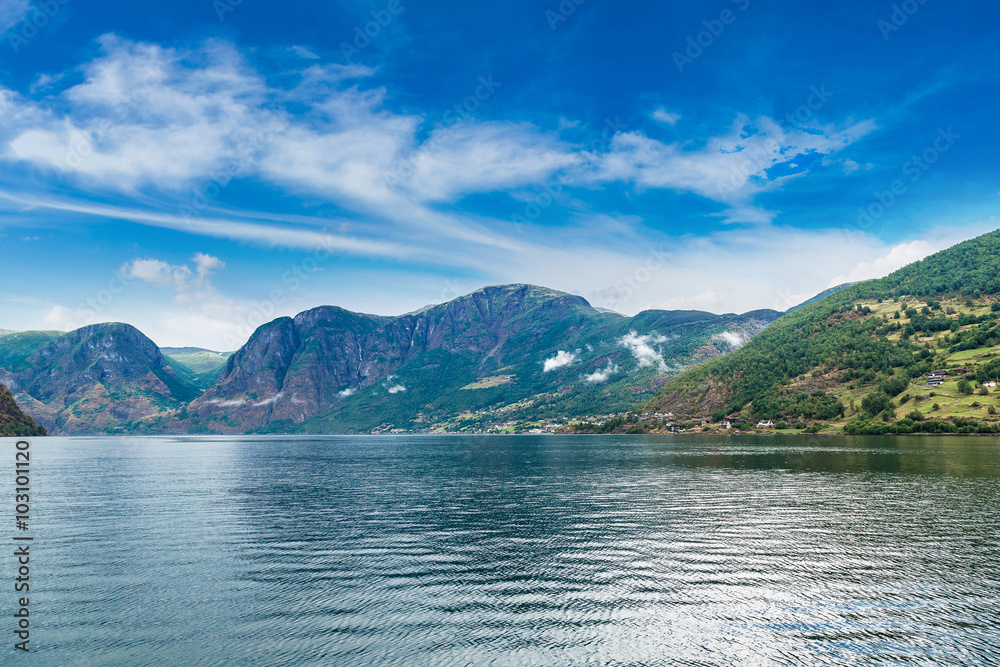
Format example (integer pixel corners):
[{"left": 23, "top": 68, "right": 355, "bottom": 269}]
[{"left": 0, "top": 0, "right": 997, "bottom": 348}]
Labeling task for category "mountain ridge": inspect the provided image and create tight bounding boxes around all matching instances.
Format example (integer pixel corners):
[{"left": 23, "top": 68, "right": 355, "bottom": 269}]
[{"left": 0, "top": 284, "right": 781, "bottom": 434}]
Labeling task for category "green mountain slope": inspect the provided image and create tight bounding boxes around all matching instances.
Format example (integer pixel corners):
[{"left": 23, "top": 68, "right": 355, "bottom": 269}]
[
  {"left": 647, "top": 228, "right": 1000, "bottom": 435},
  {"left": 0, "top": 331, "right": 64, "bottom": 372},
  {"left": 161, "top": 347, "right": 233, "bottom": 389},
  {"left": 0, "top": 384, "right": 46, "bottom": 436}
]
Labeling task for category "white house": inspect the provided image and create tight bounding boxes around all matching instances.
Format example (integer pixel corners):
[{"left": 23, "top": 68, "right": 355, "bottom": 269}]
[
  {"left": 757, "top": 420, "right": 775, "bottom": 428},
  {"left": 985, "top": 381, "right": 998, "bottom": 389}
]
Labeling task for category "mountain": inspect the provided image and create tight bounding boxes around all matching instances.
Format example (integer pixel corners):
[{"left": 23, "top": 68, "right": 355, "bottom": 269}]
[
  {"left": 0, "top": 384, "right": 46, "bottom": 436},
  {"left": 646, "top": 229, "right": 1000, "bottom": 434},
  {"left": 175, "top": 284, "right": 780, "bottom": 433},
  {"left": 160, "top": 347, "right": 234, "bottom": 389},
  {"left": 0, "top": 323, "right": 201, "bottom": 434}
]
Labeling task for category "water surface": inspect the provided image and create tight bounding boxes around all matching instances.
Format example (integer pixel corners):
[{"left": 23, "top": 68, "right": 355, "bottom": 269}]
[{"left": 5, "top": 434, "right": 1000, "bottom": 665}]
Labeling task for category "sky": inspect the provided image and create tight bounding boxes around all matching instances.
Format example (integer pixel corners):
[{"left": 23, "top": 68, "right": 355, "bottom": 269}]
[{"left": 0, "top": 0, "right": 998, "bottom": 349}]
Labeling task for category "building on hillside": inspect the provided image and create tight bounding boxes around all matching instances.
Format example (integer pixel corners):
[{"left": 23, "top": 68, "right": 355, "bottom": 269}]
[
  {"left": 985, "top": 381, "right": 998, "bottom": 389},
  {"left": 723, "top": 421, "right": 732, "bottom": 429},
  {"left": 756, "top": 420, "right": 775, "bottom": 428},
  {"left": 929, "top": 370, "right": 949, "bottom": 378}
]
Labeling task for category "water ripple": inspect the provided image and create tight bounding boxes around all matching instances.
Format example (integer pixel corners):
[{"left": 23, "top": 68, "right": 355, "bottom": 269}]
[{"left": 10, "top": 434, "right": 1000, "bottom": 665}]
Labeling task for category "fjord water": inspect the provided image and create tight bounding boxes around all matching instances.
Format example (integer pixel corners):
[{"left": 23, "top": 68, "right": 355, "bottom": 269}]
[{"left": 8, "top": 435, "right": 1000, "bottom": 665}]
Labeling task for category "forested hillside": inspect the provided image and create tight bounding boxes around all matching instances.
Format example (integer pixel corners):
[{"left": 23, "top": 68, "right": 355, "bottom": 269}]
[{"left": 646, "top": 229, "right": 1000, "bottom": 435}]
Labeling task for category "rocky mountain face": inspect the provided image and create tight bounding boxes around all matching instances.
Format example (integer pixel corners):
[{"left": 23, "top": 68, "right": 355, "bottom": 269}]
[
  {"left": 181, "top": 285, "right": 779, "bottom": 433},
  {"left": 0, "top": 384, "right": 46, "bottom": 436},
  {"left": 0, "top": 323, "right": 199, "bottom": 434}
]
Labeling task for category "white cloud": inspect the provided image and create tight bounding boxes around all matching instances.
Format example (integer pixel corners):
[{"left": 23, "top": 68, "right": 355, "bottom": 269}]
[
  {"left": 620, "top": 332, "right": 668, "bottom": 371},
  {"left": 123, "top": 253, "right": 224, "bottom": 294},
  {"left": 387, "top": 384, "right": 406, "bottom": 394},
  {"left": 0, "top": 190, "right": 410, "bottom": 260},
  {"left": 291, "top": 45, "right": 320, "bottom": 60},
  {"left": 579, "top": 115, "right": 876, "bottom": 223},
  {"left": 205, "top": 398, "right": 248, "bottom": 407},
  {"left": 829, "top": 240, "right": 936, "bottom": 285},
  {"left": 404, "top": 122, "right": 579, "bottom": 202},
  {"left": 252, "top": 393, "right": 283, "bottom": 406},
  {"left": 651, "top": 108, "right": 681, "bottom": 125},
  {"left": 584, "top": 362, "right": 619, "bottom": 383},
  {"left": 6, "top": 36, "right": 989, "bottom": 355},
  {"left": 715, "top": 331, "right": 744, "bottom": 348},
  {"left": 338, "top": 387, "right": 356, "bottom": 398},
  {"left": 0, "top": 36, "right": 876, "bottom": 246},
  {"left": 41, "top": 305, "right": 76, "bottom": 331},
  {"left": 543, "top": 350, "right": 577, "bottom": 372},
  {"left": 7, "top": 37, "right": 275, "bottom": 190}
]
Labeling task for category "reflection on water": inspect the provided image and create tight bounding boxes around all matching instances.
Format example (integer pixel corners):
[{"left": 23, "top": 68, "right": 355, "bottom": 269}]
[{"left": 7, "top": 434, "right": 1000, "bottom": 665}]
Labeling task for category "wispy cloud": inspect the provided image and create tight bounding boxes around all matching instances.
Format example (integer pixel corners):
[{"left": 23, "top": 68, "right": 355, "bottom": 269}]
[
  {"left": 620, "top": 332, "right": 668, "bottom": 371},
  {"left": 715, "top": 331, "right": 745, "bottom": 348},
  {"left": 0, "top": 35, "right": 877, "bottom": 254},
  {"left": 542, "top": 350, "right": 577, "bottom": 372},
  {"left": 578, "top": 115, "right": 876, "bottom": 223},
  {"left": 584, "top": 362, "right": 618, "bottom": 383},
  {"left": 123, "top": 253, "right": 224, "bottom": 293},
  {"left": 651, "top": 108, "right": 681, "bottom": 125}
]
